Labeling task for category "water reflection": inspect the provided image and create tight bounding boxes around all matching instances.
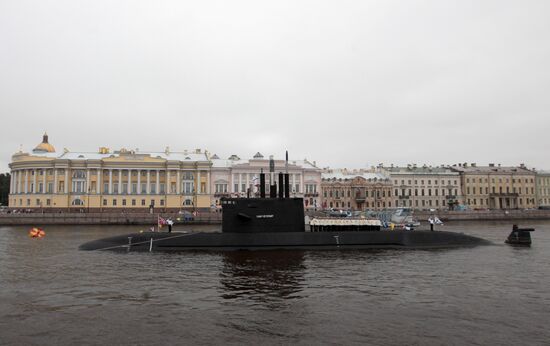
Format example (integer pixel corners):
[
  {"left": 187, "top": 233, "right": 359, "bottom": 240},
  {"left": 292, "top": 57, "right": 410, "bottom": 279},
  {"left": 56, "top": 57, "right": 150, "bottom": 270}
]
[{"left": 218, "top": 251, "right": 306, "bottom": 304}]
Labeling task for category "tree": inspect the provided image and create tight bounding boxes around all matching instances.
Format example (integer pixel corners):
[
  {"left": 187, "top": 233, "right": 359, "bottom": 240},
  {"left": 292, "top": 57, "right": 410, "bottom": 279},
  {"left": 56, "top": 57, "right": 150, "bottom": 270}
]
[{"left": 0, "top": 173, "right": 11, "bottom": 206}]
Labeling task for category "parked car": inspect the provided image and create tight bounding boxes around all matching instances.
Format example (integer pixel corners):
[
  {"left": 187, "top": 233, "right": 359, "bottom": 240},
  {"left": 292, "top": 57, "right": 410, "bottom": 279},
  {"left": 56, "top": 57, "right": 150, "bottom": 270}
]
[{"left": 178, "top": 210, "right": 194, "bottom": 221}]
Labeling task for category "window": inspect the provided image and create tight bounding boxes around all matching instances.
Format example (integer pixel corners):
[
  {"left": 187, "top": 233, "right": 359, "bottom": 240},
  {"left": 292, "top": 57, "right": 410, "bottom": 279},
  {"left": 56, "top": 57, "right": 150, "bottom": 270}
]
[
  {"left": 122, "top": 183, "right": 128, "bottom": 194},
  {"left": 38, "top": 183, "right": 43, "bottom": 193},
  {"left": 113, "top": 184, "right": 119, "bottom": 194},
  {"left": 122, "top": 199, "right": 126, "bottom": 206},
  {"left": 72, "top": 181, "right": 85, "bottom": 193},
  {"left": 141, "top": 183, "right": 147, "bottom": 194},
  {"left": 215, "top": 184, "right": 228, "bottom": 193},
  {"left": 150, "top": 184, "right": 156, "bottom": 194},
  {"left": 160, "top": 200, "right": 165, "bottom": 206},
  {"left": 132, "top": 183, "right": 137, "bottom": 194},
  {"left": 132, "top": 199, "right": 136, "bottom": 206},
  {"left": 46, "top": 199, "right": 51, "bottom": 206},
  {"left": 113, "top": 199, "right": 117, "bottom": 206},
  {"left": 47, "top": 183, "right": 53, "bottom": 193},
  {"left": 104, "top": 183, "right": 109, "bottom": 194},
  {"left": 72, "top": 198, "right": 84, "bottom": 206},
  {"left": 103, "top": 199, "right": 107, "bottom": 206},
  {"left": 183, "top": 182, "right": 194, "bottom": 194},
  {"left": 72, "top": 170, "right": 86, "bottom": 179},
  {"left": 141, "top": 199, "right": 146, "bottom": 206},
  {"left": 171, "top": 183, "right": 177, "bottom": 194},
  {"left": 160, "top": 183, "right": 165, "bottom": 194}
]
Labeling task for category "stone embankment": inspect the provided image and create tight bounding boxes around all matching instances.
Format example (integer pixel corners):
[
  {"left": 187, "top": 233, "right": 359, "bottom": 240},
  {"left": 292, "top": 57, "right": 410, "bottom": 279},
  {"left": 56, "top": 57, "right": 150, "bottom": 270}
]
[
  {"left": 414, "top": 209, "right": 550, "bottom": 221},
  {"left": 1, "top": 209, "right": 550, "bottom": 226},
  {"left": 0, "top": 212, "right": 222, "bottom": 226}
]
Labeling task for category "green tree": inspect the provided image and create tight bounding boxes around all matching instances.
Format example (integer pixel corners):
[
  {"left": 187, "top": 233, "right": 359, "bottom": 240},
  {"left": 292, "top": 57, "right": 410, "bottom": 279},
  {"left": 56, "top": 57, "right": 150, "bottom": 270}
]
[{"left": 0, "top": 173, "right": 10, "bottom": 206}]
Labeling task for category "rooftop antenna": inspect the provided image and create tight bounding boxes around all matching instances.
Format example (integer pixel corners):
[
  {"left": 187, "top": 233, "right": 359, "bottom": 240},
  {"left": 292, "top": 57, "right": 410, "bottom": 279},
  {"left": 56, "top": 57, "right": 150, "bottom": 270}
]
[
  {"left": 285, "top": 150, "right": 288, "bottom": 173},
  {"left": 284, "top": 151, "right": 290, "bottom": 198}
]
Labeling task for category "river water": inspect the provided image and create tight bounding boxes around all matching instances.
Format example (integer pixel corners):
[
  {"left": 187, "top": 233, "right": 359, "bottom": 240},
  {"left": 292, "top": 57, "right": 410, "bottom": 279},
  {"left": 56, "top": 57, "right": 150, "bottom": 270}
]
[{"left": 1, "top": 221, "right": 549, "bottom": 345}]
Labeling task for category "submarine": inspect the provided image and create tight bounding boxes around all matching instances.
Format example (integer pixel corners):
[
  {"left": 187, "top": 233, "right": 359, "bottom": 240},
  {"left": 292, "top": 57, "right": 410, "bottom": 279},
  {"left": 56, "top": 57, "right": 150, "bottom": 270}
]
[{"left": 80, "top": 153, "right": 490, "bottom": 252}]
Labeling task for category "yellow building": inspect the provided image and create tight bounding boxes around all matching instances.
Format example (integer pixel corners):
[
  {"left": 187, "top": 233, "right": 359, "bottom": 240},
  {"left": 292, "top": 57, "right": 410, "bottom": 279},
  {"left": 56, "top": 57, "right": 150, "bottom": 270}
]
[
  {"left": 452, "top": 163, "right": 537, "bottom": 210},
  {"left": 8, "top": 134, "right": 213, "bottom": 211}
]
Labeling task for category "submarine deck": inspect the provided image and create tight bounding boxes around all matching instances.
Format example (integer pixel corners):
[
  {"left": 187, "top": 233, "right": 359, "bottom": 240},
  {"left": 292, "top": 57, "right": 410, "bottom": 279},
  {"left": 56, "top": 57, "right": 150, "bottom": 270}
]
[{"left": 79, "top": 230, "right": 490, "bottom": 251}]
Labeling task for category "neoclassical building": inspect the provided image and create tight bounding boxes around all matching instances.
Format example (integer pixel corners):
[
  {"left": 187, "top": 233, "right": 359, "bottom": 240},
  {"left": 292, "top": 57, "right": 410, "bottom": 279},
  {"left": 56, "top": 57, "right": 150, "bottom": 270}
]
[
  {"left": 384, "top": 165, "right": 462, "bottom": 210},
  {"left": 9, "top": 134, "right": 213, "bottom": 211},
  {"left": 8, "top": 135, "right": 322, "bottom": 211},
  {"left": 450, "top": 163, "right": 537, "bottom": 210},
  {"left": 209, "top": 152, "right": 322, "bottom": 209},
  {"left": 536, "top": 170, "right": 550, "bottom": 208},
  {"left": 320, "top": 169, "right": 393, "bottom": 211}
]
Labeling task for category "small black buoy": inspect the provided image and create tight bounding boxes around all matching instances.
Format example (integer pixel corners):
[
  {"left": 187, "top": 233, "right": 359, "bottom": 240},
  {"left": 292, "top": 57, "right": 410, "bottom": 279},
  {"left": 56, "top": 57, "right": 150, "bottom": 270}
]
[{"left": 505, "top": 224, "right": 534, "bottom": 246}]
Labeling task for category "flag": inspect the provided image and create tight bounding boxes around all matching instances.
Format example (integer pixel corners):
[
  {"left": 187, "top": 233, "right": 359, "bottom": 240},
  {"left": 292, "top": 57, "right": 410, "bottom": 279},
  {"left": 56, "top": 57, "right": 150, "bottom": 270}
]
[{"left": 158, "top": 215, "right": 167, "bottom": 228}]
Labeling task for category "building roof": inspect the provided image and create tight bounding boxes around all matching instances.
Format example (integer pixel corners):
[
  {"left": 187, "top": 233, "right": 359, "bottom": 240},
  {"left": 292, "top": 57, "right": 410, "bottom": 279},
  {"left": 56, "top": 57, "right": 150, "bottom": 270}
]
[
  {"left": 32, "top": 133, "right": 55, "bottom": 153},
  {"left": 450, "top": 165, "right": 534, "bottom": 174},
  {"left": 322, "top": 170, "right": 390, "bottom": 181},
  {"left": 18, "top": 149, "right": 211, "bottom": 162},
  {"left": 384, "top": 166, "right": 458, "bottom": 175}
]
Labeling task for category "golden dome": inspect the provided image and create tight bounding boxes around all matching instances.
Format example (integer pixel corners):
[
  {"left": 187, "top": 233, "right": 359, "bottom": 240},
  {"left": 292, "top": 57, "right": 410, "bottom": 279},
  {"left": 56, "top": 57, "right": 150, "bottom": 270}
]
[{"left": 33, "top": 133, "right": 56, "bottom": 153}]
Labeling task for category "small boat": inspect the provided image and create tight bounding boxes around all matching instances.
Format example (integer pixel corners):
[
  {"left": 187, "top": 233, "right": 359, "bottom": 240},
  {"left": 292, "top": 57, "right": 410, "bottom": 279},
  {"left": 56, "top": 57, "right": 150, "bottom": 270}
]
[{"left": 505, "top": 225, "right": 534, "bottom": 246}]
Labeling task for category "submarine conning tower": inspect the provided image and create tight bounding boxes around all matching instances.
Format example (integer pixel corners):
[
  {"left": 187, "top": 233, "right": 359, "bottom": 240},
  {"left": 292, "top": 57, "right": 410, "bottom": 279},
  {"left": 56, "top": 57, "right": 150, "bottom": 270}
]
[{"left": 221, "top": 151, "right": 305, "bottom": 233}]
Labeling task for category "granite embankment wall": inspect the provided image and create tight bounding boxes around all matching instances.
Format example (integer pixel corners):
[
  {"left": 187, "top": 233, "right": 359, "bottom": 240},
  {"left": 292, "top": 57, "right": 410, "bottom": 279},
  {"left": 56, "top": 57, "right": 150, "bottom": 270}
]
[
  {"left": 1, "top": 210, "right": 550, "bottom": 226},
  {"left": 414, "top": 209, "right": 550, "bottom": 221},
  {"left": 0, "top": 212, "right": 222, "bottom": 226}
]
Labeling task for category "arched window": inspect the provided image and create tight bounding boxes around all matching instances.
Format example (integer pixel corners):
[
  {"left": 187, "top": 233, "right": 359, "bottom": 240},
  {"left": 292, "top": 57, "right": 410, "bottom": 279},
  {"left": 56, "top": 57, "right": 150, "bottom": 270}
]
[{"left": 72, "top": 198, "right": 84, "bottom": 206}]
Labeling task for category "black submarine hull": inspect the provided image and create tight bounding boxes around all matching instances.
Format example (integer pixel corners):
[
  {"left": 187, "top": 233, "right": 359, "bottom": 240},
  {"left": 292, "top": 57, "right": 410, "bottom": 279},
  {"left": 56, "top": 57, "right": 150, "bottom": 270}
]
[{"left": 79, "top": 230, "right": 490, "bottom": 251}]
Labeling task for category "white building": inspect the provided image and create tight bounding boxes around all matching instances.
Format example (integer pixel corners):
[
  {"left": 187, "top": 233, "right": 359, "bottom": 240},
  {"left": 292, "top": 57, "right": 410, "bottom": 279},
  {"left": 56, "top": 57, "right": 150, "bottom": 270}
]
[{"left": 209, "top": 152, "right": 322, "bottom": 209}]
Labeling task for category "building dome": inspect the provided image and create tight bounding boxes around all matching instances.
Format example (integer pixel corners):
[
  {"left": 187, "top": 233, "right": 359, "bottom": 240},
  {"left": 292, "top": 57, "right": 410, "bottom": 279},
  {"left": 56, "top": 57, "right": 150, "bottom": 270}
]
[{"left": 33, "top": 133, "right": 56, "bottom": 153}]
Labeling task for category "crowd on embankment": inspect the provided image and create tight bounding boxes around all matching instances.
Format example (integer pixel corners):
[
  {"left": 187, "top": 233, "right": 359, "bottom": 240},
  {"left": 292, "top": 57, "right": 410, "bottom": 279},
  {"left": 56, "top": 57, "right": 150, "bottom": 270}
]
[{"left": 1, "top": 209, "right": 550, "bottom": 226}]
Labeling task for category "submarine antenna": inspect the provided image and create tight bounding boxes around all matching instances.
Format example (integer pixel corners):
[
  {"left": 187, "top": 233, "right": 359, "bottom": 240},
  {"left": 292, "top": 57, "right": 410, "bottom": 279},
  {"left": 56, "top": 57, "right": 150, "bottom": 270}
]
[
  {"left": 269, "top": 155, "right": 276, "bottom": 198},
  {"left": 284, "top": 151, "right": 290, "bottom": 198}
]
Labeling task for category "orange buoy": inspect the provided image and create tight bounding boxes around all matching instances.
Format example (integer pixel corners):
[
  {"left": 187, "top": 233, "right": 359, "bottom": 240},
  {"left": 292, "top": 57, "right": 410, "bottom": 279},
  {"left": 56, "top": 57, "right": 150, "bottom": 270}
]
[{"left": 29, "top": 227, "right": 45, "bottom": 238}]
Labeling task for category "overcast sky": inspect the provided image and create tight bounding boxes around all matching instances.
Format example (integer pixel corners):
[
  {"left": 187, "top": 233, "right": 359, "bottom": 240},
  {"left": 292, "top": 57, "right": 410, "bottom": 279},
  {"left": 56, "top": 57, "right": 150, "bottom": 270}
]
[{"left": 1, "top": 0, "right": 549, "bottom": 172}]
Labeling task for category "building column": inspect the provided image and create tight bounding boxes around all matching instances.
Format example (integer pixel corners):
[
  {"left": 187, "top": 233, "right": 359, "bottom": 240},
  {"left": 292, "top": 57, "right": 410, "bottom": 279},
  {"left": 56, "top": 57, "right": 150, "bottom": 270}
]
[
  {"left": 32, "top": 169, "right": 37, "bottom": 194},
  {"left": 147, "top": 170, "right": 151, "bottom": 194},
  {"left": 86, "top": 169, "right": 90, "bottom": 195},
  {"left": 10, "top": 170, "right": 15, "bottom": 194},
  {"left": 166, "top": 170, "right": 171, "bottom": 194},
  {"left": 108, "top": 169, "right": 113, "bottom": 194},
  {"left": 64, "top": 169, "right": 68, "bottom": 194},
  {"left": 128, "top": 169, "right": 132, "bottom": 194},
  {"left": 137, "top": 170, "right": 141, "bottom": 194},
  {"left": 24, "top": 170, "right": 28, "bottom": 194},
  {"left": 238, "top": 172, "right": 241, "bottom": 194},
  {"left": 176, "top": 170, "right": 181, "bottom": 194},
  {"left": 42, "top": 169, "right": 46, "bottom": 194},
  {"left": 17, "top": 170, "right": 21, "bottom": 194},
  {"left": 206, "top": 170, "right": 210, "bottom": 194},
  {"left": 156, "top": 170, "right": 160, "bottom": 195},
  {"left": 195, "top": 171, "right": 202, "bottom": 195},
  {"left": 118, "top": 170, "right": 122, "bottom": 195},
  {"left": 54, "top": 169, "right": 58, "bottom": 194},
  {"left": 299, "top": 173, "right": 303, "bottom": 194},
  {"left": 97, "top": 169, "right": 101, "bottom": 194}
]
